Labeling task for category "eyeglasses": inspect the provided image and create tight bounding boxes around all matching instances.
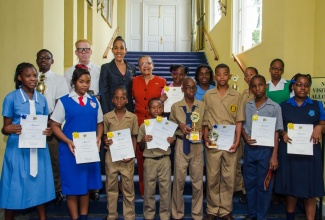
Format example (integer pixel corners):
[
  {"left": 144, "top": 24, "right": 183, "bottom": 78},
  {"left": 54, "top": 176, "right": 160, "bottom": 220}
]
[
  {"left": 76, "top": 48, "right": 91, "bottom": 53},
  {"left": 295, "top": 83, "right": 311, "bottom": 88},
  {"left": 139, "top": 62, "right": 153, "bottom": 66},
  {"left": 270, "top": 66, "right": 284, "bottom": 71},
  {"left": 37, "top": 56, "right": 52, "bottom": 60},
  {"left": 184, "top": 86, "right": 197, "bottom": 91}
]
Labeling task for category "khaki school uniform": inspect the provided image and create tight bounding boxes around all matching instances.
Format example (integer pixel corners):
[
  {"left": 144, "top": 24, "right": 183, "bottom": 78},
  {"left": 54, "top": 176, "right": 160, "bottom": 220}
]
[
  {"left": 137, "top": 123, "right": 172, "bottom": 220},
  {"left": 169, "top": 98, "right": 206, "bottom": 220},
  {"left": 234, "top": 88, "right": 255, "bottom": 192},
  {"left": 104, "top": 110, "right": 138, "bottom": 220},
  {"left": 202, "top": 87, "right": 245, "bottom": 217}
]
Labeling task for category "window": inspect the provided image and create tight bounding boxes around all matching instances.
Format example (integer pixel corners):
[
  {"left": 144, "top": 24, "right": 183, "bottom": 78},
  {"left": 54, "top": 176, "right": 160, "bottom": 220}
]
[
  {"left": 232, "top": 0, "right": 262, "bottom": 54},
  {"left": 210, "top": 0, "right": 223, "bottom": 30}
]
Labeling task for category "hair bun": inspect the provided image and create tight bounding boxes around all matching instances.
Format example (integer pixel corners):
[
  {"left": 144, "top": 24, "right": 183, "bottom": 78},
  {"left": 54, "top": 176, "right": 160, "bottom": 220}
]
[{"left": 75, "top": 64, "right": 88, "bottom": 70}]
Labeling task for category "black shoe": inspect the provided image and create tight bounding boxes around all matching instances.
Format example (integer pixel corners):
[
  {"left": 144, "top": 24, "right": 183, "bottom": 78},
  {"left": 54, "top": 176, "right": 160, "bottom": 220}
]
[
  {"left": 90, "top": 192, "right": 100, "bottom": 201},
  {"left": 239, "top": 194, "right": 247, "bottom": 204},
  {"left": 55, "top": 191, "right": 64, "bottom": 206}
]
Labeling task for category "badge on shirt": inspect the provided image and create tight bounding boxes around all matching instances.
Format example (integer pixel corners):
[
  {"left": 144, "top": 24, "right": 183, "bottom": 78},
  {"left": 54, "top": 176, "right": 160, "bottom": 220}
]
[
  {"left": 90, "top": 100, "right": 97, "bottom": 108},
  {"left": 230, "top": 104, "right": 237, "bottom": 113},
  {"left": 308, "top": 110, "right": 315, "bottom": 117}
]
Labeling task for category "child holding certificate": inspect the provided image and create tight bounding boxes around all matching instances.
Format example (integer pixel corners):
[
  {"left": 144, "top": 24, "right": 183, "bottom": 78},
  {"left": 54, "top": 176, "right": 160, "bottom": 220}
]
[
  {"left": 0, "top": 63, "right": 55, "bottom": 220},
  {"left": 275, "top": 73, "right": 325, "bottom": 220},
  {"left": 242, "top": 75, "right": 283, "bottom": 220},
  {"left": 51, "top": 64, "right": 103, "bottom": 220},
  {"left": 169, "top": 77, "right": 206, "bottom": 220},
  {"left": 202, "top": 64, "right": 244, "bottom": 220},
  {"left": 138, "top": 98, "right": 175, "bottom": 220},
  {"left": 103, "top": 86, "right": 138, "bottom": 220}
]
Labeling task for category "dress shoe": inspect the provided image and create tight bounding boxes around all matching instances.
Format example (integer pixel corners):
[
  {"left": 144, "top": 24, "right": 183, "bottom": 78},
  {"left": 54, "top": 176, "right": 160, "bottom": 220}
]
[
  {"left": 239, "top": 194, "right": 247, "bottom": 204},
  {"left": 55, "top": 191, "right": 64, "bottom": 206},
  {"left": 219, "top": 213, "right": 234, "bottom": 220},
  {"left": 204, "top": 214, "right": 216, "bottom": 220},
  {"left": 90, "top": 192, "right": 100, "bottom": 201}
]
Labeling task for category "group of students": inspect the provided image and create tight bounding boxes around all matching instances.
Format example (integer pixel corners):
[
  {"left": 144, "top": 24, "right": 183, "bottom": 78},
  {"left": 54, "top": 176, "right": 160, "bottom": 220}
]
[{"left": 0, "top": 35, "right": 324, "bottom": 220}]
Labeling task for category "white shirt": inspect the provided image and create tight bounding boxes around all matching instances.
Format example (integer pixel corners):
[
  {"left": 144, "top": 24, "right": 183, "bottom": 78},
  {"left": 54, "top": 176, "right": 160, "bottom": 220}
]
[
  {"left": 51, "top": 90, "right": 103, "bottom": 124},
  {"left": 40, "top": 70, "right": 69, "bottom": 113},
  {"left": 64, "top": 61, "right": 100, "bottom": 95},
  {"left": 266, "top": 77, "right": 287, "bottom": 91}
]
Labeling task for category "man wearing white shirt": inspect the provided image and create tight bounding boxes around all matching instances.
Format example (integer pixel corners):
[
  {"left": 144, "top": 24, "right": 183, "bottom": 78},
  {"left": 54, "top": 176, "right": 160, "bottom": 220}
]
[
  {"left": 64, "top": 39, "right": 100, "bottom": 96},
  {"left": 36, "top": 49, "right": 69, "bottom": 205}
]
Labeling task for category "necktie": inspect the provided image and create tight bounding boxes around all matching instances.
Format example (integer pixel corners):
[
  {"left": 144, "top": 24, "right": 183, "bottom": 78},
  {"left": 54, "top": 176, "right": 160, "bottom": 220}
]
[
  {"left": 78, "top": 96, "right": 85, "bottom": 106},
  {"left": 182, "top": 105, "right": 196, "bottom": 155}
]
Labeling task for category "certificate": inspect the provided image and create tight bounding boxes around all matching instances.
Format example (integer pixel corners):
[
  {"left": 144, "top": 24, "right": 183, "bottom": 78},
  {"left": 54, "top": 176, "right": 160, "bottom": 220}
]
[
  {"left": 109, "top": 128, "right": 135, "bottom": 162},
  {"left": 73, "top": 132, "right": 100, "bottom": 164},
  {"left": 19, "top": 115, "right": 48, "bottom": 148},
  {"left": 287, "top": 124, "right": 313, "bottom": 155},
  {"left": 163, "top": 87, "right": 184, "bottom": 112},
  {"left": 145, "top": 118, "right": 167, "bottom": 150},
  {"left": 210, "top": 125, "right": 235, "bottom": 151},
  {"left": 149, "top": 120, "right": 178, "bottom": 151},
  {"left": 251, "top": 116, "right": 276, "bottom": 147}
]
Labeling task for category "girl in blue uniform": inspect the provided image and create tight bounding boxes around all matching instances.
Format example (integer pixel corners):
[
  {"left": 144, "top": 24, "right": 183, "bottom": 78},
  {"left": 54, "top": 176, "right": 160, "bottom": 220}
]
[
  {"left": 194, "top": 64, "right": 214, "bottom": 101},
  {"left": 0, "top": 63, "right": 55, "bottom": 220},
  {"left": 275, "top": 73, "right": 325, "bottom": 220},
  {"left": 51, "top": 64, "right": 103, "bottom": 220}
]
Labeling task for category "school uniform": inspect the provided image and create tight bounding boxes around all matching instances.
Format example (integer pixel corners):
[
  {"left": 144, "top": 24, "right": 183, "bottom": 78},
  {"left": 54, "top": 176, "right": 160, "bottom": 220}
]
[
  {"left": 137, "top": 123, "right": 171, "bottom": 220},
  {"left": 243, "top": 98, "right": 283, "bottom": 220},
  {"left": 195, "top": 84, "right": 214, "bottom": 101},
  {"left": 234, "top": 88, "right": 255, "bottom": 193},
  {"left": 275, "top": 97, "right": 325, "bottom": 198},
  {"left": 202, "top": 86, "right": 244, "bottom": 218},
  {"left": 104, "top": 110, "right": 138, "bottom": 220},
  {"left": 40, "top": 69, "right": 69, "bottom": 193},
  {"left": 169, "top": 98, "right": 205, "bottom": 220},
  {"left": 266, "top": 78, "right": 290, "bottom": 104},
  {"left": 51, "top": 91, "right": 103, "bottom": 195},
  {"left": 0, "top": 89, "right": 55, "bottom": 209}
]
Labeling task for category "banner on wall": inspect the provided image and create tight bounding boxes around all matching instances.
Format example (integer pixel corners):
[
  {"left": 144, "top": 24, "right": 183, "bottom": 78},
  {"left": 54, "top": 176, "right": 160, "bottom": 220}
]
[{"left": 310, "top": 77, "right": 325, "bottom": 108}]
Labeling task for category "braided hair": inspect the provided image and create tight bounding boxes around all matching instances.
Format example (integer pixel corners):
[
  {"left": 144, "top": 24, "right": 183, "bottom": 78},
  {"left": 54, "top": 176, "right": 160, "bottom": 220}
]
[
  {"left": 289, "top": 73, "right": 312, "bottom": 93},
  {"left": 14, "top": 63, "right": 37, "bottom": 89}
]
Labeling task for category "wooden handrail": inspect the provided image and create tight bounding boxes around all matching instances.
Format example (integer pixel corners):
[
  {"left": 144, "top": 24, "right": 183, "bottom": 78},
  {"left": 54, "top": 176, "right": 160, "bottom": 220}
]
[
  {"left": 196, "top": 13, "right": 205, "bottom": 25},
  {"left": 202, "top": 28, "right": 219, "bottom": 60},
  {"left": 103, "top": 27, "right": 120, "bottom": 58},
  {"left": 232, "top": 53, "right": 245, "bottom": 73}
]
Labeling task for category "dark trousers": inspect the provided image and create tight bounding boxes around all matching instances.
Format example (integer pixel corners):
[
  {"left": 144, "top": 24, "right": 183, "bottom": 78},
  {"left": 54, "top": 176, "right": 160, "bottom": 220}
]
[{"left": 243, "top": 144, "right": 274, "bottom": 220}]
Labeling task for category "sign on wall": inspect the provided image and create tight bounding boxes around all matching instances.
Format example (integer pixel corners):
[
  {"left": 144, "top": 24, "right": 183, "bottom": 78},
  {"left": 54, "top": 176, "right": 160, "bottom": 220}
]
[{"left": 310, "top": 77, "right": 325, "bottom": 107}]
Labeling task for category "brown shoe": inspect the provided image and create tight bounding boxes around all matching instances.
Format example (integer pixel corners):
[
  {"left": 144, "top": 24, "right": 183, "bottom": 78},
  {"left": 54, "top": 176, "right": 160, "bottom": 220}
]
[
  {"left": 204, "top": 214, "right": 217, "bottom": 220},
  {"left": 220, "top": 213, "right": 234, "bottom": 220}
]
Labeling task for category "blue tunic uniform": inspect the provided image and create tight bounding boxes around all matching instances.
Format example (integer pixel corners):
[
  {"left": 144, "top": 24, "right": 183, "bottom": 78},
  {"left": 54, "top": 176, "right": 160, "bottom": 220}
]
[
  {"left": 275, "top": 97, "right": 325, "bottom": 198},
  {"left": 59, "top": 94, "right": 102, "bottom": 195},
  {"left": 0, "top": 89, "right": 55, "bottom": 209}
]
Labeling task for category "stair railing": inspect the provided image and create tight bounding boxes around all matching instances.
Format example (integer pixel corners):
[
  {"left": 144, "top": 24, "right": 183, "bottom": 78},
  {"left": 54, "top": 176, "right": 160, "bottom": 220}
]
[
  {"left": 202, "top": 28, "right": 219, "bottom": 60},
  {"left": 232, "top": 53, "right": 245, "bottom": 73},
  {"left": 102, "top": 27, "right": 119, "bottom": 59}
]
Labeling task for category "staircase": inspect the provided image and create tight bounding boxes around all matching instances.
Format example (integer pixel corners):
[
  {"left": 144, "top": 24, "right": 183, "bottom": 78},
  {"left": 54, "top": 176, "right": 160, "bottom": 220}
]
[{"left": 124, "top": 51, "right": 209, "bottom": 84}]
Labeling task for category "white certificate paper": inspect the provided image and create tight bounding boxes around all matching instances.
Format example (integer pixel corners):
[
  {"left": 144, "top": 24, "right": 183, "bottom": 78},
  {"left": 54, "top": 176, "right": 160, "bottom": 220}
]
[
  {"left": 163, "top": 87, "right": 184, "bottom": 112},
  {"left": 145, "top": 118, "right": 167, "bottom": 150},
  {"left": 73, "top": 132, "right": 100, "bottom": 164},
  {"left": 287, "top": 124, "right": 313, "bottom": 155},
  {"left": 251, "top": 116, "right": 276, "bottom": 147},
  {"left": 149, "top": 120, "right": 178, "bottom": 151},
  {"left": 109, "top": 128, "right": 135, "bottom": 162},
  {"left": 19, "top": 115, "right": 48, "bottom": 148},
  {"left": 210, "top": 125, "right": 235, "bottom": 151}
]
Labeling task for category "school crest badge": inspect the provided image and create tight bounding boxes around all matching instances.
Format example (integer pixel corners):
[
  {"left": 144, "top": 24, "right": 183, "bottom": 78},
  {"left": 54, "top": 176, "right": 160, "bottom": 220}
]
[
  {"left": 230, "top": 104, "right": 237, "bottom": 113},
  {"left": 308, "top": 110, "right": 315, "bottom": 116}
]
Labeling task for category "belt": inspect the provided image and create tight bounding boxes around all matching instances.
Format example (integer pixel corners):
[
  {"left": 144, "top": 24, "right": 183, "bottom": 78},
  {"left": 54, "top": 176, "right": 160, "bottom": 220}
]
[
  {"left": 176, "top": 135, "right": 184, "bottom": 140},
  {"left": 145, "top": 155, "right": 168, "bottom": 160}
]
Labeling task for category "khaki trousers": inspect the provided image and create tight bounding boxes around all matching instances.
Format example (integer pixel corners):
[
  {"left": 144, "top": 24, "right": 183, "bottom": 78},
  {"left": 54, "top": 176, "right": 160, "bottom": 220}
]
[
  {"left": 171, "top": 140, "right": 203, "bottom": 220},
  {"left": 105, "top": 152, "right": 135, "bottom": 220},
  {"left": 205, "top": 148, "right": 238, "bottom": 217},
  {"left": 48, "top": 135, "right": 61, "bottom": 192},
  {"left": 143, "top": 156, "right": 171, "bottom": 220},
  {"left": 234, "top": 139, "right": 246, "bottom": 193}
]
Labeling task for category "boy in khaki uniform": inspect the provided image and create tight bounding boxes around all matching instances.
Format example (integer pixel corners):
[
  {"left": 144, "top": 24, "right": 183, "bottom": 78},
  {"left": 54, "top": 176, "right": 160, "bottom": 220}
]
[
  {"left": 235, "top": 67, "right": 258, "bottom": 204},
  {"left": 169, "top": 77, "right": 206, "bottom": 220},
  {"left": 103, "top": 87, "right": 138, "bottom": 220},
  {"left": 203, "top": 64, "right": 245, "bottom": 220},
  {"left": 138, "top": 98, "right": 174, "bottom": 220}
]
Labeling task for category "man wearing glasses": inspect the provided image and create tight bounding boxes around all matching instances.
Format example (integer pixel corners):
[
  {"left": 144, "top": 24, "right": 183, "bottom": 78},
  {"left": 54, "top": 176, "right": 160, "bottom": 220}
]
[{"left": 64, "top": 39, "right": 100, "bottom": 97}]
